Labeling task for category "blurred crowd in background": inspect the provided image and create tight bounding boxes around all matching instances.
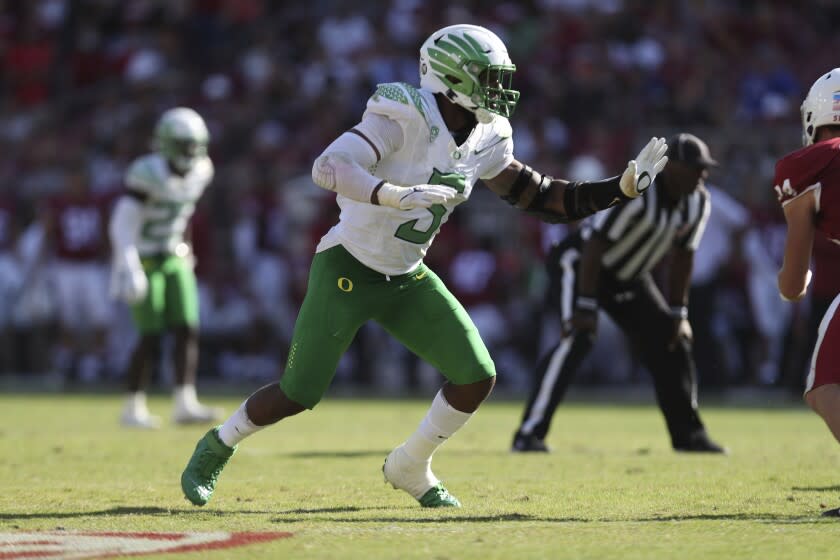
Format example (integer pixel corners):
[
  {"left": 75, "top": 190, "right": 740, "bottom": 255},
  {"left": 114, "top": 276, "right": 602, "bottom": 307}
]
[{"left": 1, "top": 0, "right": 839, "bottom": 396}]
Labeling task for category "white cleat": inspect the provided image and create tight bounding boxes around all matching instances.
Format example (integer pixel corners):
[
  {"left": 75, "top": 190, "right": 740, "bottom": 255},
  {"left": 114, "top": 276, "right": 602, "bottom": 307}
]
[
  {"left": 382, "top": 445, "right": 438, "bottom": 499},
  {"left": 120, "top": 410, "right": 162, "bottom": 430},
  {"left": 173, "top": 404, "right": 224, "bottom": 425},
  {"left": 383, "top": 445, "right": 461, "bottom": 507}
]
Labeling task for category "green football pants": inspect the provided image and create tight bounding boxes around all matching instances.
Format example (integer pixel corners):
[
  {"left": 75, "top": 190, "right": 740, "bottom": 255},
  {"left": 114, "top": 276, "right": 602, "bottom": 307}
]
[
  {"left": 130, "top": 254, "right": 199, "bottom": 334},
  {"left": 280, "top": 245, "right": 496, "bottom": 408}
]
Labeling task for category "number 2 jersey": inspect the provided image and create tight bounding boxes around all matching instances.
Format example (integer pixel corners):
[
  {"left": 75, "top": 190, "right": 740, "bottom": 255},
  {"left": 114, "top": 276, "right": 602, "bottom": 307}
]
[
  {"left": 316, "top": 82, "right": 515, "bottom": 275},
  {"left": 123, "top": 153, "right": 214, "bottom": 256}
]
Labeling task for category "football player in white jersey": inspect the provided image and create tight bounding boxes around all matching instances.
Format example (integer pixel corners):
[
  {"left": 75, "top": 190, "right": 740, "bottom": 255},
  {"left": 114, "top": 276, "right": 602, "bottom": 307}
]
[
  {"left": 110, "top": 107, "right": 223, "bottom": 428},
  {"left": 182, "top": 24, "right": 668, "bottom": 508}
]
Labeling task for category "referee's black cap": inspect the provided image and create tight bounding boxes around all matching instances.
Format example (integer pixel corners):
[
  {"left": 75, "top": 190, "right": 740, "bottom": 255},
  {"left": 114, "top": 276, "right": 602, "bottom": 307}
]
[{"left": 666, "top": 133, "right": 718, "bottom": 168}]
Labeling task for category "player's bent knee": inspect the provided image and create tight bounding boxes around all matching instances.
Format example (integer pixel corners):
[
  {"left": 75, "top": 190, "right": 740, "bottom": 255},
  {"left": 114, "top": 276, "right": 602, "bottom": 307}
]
[
  {"left": 805, "top": 384, "right": 840, "bottom": 417},
  {"left": 278, "top": 377, "right": 323, "bottom": 411},
  {"left": 804, "top": 390, "right": 819, "bottom": 412},
  {"left": 462, "top": 374, "right": 495, "bottom": 396},
  {"left": 443, "top": 375, "right": 496, "bottom": 412},
  {"left": 277, "top": 386, "right": 309, "bottom": 415}
]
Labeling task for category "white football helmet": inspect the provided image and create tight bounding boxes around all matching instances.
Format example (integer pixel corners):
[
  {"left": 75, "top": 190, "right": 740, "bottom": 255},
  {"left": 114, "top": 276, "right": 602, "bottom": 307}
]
[
  {"left": 419, "top": 24, "right": 519, "bottom": 124},
  {"left": 153, "top": 107, "right": 210, "bottom": 173},
  {"left": 801, "top": 68, "right": 840, "bottom": 146}
]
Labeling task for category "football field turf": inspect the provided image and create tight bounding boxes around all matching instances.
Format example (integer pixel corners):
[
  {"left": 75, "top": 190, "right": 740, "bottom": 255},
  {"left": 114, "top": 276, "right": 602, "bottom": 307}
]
[{"left": 1, "top": 392, "right": 837, "bottom": 559}]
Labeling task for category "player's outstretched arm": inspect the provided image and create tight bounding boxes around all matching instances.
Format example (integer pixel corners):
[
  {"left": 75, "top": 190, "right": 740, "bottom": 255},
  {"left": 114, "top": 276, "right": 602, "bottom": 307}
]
[{"left": 484, "top": 137, "right": 668, "bottom": 223}]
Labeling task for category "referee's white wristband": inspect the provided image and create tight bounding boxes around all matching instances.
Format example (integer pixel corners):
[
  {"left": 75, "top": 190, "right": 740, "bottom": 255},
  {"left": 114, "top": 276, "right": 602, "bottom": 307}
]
[
  {"left": 575, "top": 296, "right": 599, "bottom": 311},
  {"left": 669, "top": 305, "right": 689, "bottom": 320}
]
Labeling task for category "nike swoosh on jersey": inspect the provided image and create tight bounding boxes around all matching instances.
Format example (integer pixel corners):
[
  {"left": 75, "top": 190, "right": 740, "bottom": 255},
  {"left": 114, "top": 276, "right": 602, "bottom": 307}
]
[{"left": 474, "top": 137, "right": 508, "bottom": 155}]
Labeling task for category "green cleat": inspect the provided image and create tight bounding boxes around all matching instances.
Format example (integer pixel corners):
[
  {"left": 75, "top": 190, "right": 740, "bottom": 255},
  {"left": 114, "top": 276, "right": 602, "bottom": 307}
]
[
  {"left": 181, "top": 426, "right": 236, "bottom": 506},
  {"left": 418, "top": 483, "right": 461, "bottom": 508}
]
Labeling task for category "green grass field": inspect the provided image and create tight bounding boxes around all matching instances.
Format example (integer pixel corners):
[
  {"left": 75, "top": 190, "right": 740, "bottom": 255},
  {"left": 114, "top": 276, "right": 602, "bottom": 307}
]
[{"left": 1, "top": 392, "right": 838, "bottom": 559}]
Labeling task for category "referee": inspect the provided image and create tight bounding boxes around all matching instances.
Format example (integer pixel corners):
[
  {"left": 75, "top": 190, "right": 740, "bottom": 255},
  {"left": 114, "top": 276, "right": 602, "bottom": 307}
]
[{"left": 512, "top": 133, "right": 727, "bottom": 454}]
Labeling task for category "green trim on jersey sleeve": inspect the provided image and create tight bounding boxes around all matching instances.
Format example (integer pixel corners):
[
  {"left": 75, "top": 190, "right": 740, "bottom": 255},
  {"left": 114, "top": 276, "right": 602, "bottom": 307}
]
[
  {"left": 372, "top": 83, "right": 410, "bottom": 106},
  {"left": 370, "top": 82, "right": 428, "bottom": 122},
  {"left": 401, "top": 82, "right": 428, "bottom": 121},
  {"left": 368, "top": 82, "right": 435, "bottom": 142}
]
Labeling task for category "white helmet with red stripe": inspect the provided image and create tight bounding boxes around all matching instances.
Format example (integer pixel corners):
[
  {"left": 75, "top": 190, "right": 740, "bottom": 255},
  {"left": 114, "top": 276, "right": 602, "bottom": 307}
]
[{"left": 801, "top": 68, "right": 840, "bottom": 146}]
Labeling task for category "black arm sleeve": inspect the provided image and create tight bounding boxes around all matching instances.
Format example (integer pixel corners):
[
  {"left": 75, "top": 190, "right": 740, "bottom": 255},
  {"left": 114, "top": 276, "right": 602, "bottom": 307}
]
[
  {"left": 524, "top": 174, "right": 566, "bottom": 223},
  {"left": 562, "top": 175, "right": 628, "bottom": 221},
  {"left": 501, "top": 165, "right": 534, "bottom": 205},
  {"left": 500, "top": 169, "right": 630, "bottom": 224}
]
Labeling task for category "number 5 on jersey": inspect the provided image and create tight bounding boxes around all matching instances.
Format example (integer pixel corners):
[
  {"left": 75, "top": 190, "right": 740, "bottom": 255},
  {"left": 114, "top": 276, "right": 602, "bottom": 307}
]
[{"left": 394, "top": 169, "right": 466, "bottom": 244}]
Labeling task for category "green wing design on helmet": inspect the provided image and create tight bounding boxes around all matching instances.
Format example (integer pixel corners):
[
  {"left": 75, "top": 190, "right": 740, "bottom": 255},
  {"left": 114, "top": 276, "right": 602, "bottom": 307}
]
[{"left": 425, "top": 31, "right": 519, "bottom": 118}]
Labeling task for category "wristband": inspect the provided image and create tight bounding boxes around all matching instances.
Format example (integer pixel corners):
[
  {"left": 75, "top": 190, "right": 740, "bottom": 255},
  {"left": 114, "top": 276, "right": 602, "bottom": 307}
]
[
  {"left": 370, "top": 181, "right": 385, "bottom": 205},
  {"left": 669, "top": 305, "right": 688, "bottom": 320},
  {"left": 575, "top": 296, "right": 599, "bottom": 311}
]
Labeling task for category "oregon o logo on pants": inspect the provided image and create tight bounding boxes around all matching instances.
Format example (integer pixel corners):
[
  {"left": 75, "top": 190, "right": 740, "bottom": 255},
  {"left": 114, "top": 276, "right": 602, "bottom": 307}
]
[{"left": 337, "top": 277, "right": 353, "bottom": 292}]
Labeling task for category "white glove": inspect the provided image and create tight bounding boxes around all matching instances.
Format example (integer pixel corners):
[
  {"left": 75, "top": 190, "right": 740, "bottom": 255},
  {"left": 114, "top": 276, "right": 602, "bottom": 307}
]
[
  {"left": 619, "top": 137, "right": 669, "bottom": 198},
  {"left": 110, "top": 249, "right": 148, "bottom": 304},
  {"left": 376, "top": 183, "right": 458, "bottom": 210}
]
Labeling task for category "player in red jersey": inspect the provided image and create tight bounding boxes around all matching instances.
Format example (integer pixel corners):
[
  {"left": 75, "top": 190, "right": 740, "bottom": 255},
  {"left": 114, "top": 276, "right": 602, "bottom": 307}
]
[
  {"left": 775, "top": 68, "right": 840, "bottom": 516},
  {"left": 43, "top": 165, "right": 110, "bottom": 382}
]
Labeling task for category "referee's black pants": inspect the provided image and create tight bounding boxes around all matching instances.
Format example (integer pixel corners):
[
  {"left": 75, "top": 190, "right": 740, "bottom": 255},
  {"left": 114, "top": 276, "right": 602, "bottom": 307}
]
[{"left": 515, "top": 241, "right": 708, "bottom": 448}]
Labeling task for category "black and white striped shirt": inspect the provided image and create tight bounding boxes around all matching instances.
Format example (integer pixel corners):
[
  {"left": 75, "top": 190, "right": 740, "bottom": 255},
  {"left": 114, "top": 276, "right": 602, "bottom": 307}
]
[{"left": 580, "top": 180, "right": 711, "bottom": 282}]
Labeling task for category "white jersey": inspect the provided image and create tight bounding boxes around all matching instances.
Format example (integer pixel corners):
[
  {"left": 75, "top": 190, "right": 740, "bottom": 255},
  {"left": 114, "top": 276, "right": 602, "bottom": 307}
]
[
  {"left": 124, "top": 153, "right": 213, "bottom": 256},
  {"left": 317, "top": 82, "right": 514, "bottom": 275}
]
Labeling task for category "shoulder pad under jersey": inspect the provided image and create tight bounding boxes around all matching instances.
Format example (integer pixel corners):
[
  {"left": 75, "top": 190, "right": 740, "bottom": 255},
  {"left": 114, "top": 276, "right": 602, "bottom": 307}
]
[
  {"left": 774, "top": 139, "right": 840, "bottom": 205},
  {"left": 124, "top": 154, "right": 167, "bottom": 194},
  {"left": 487, "top": 115, "right": 512, "bottom": 140},
  {"left": 366, "top": 82, "right": 433, "bottom": 128}
]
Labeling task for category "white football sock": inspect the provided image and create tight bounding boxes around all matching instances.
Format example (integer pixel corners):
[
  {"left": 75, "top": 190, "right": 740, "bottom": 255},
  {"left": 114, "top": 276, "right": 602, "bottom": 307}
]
[
  {"left": 401, "top": 390, "right": 473, "bottom": 463},
  {"left": 173, "top": 384, "right": 199, "bottom": 411},
  {"left": 217, "top": 401, "right": 265, "bottom": 447},
  {"left": 124, "top": 391, "right": 149, "bottom": 415}
]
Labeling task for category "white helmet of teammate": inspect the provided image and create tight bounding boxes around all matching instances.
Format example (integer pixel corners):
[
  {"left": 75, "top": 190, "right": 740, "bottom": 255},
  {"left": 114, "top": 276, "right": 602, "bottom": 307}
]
[
  {"left": 154, "top": 107, "right": 210, "bottom": 173},
  {"left": 801, "top": 68, "right": 840, "bottom": 146},
  {"left": 419, "top": 24, "right": 519, "bottom": 124}
]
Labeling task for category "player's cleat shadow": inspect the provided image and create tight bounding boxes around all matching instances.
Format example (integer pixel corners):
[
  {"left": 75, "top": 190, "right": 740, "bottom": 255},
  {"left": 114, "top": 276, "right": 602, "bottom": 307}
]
[
  {"left": 791, "top": 485, "right": 840, "bottom": 492},
  {"left": 276, "top": 506, "right": 383, "bottom": 515},
  {"left": 286, "top": 450, "right": 391, "bottom": 459},
  {"left": 271, "top": 513, "right": 586, "bottom": 524},
  {"left": 0, "top": 506, "right": 278, "bottom": 520}
]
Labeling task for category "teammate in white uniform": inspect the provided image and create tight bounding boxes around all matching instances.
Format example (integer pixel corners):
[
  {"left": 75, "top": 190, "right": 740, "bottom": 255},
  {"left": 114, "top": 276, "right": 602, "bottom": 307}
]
[
  {"left": 110, "top": 107, "right": 223, "bottom": 428},
  {"left": 182, "top": 24, "right": 668, "bottom": 508}
]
